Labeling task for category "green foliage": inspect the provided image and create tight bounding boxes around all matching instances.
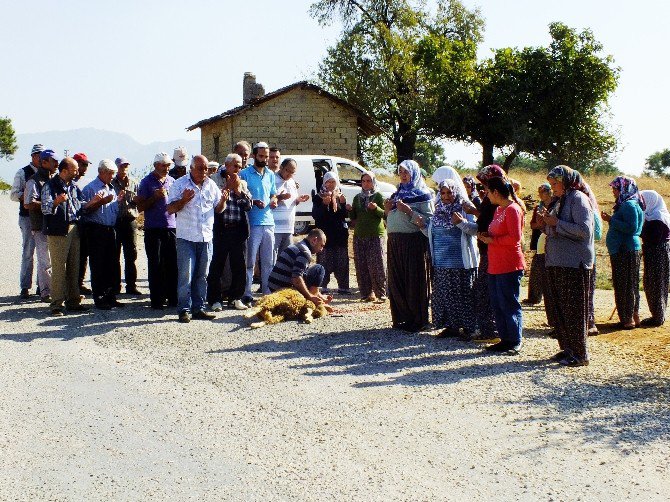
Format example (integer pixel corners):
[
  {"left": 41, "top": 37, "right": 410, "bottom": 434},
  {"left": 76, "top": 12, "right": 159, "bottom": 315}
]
[
  {"left": 644, "top": 148, "right": 670, "bottom": 177},
  {"left": 493, "top": 154, "right": 547, "bottom": 173},
  {"left": 0, "top": 178, "right": 11, "bottom": 190},
  {"left": 358, "top": 135, "right": 396, "bottom": 171},
  {"left": 424, "top": 22, "right": 620, "bottom": 172},
  {"left": 310, "top": 0, "right": 483, "bottom": 161},
  {"left": 414, "top": 137, "right": 446, "bottom": 174},
  {"left": 0, "top": 117, "right": 18, "bottom": 161}
]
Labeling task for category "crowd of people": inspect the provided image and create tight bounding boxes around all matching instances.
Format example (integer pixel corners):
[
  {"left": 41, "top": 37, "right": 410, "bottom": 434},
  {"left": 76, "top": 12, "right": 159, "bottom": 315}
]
[{"left": 10, "top": 141, "right": 670, "bottom": 368}]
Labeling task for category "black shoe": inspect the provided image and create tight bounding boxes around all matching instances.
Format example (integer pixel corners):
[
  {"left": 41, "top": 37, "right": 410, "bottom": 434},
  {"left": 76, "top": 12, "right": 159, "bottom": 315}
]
[
  {"left": 126, "top": 286, "right": 143, "bottom": 295},
  {"left": 550, "top": 350, "right": 567, "bottom": 362},
  {"left": 79, "top": 285, "right": 92, "bottom": 294},
  {"left": 150, "top": 303, "right": 165, "bottom": 310},
  {"left": 20, "top": 288, "right": 30, "bottom": 299},
  {"left": 67, "top": 305, "right": 90, "bottom": 312},
  {"left": 558, "top": 355, "right": 589, "bottom": 367},
  {"left": 50, "top": 309, "right": 65, "bottom": 317},
  {"left": 485, "top": 341, "right": 520, "bottom": 355},
  {"left": 109, "top": 299, "right": 125, "bottom": 308},
  {"left": 178, "top": 311, "right": 191, "bottom": 323},
  {"left": 95, "top": 301, "right": 113, "bottom": 310},
  {"left": 241, "top": 296, "right": 255, "bottom": 307},
  {"left": 193, "top": 310, "right": 216, "bottom": 320},
  {"left": 640, "top": 317, "right": 663, "bottom": 327},
  {"left": 435, "top": 327, "right": 460, "bottom": 338},
  {"left": 167, "top": 300, "right": 178, "bottom": 308}
]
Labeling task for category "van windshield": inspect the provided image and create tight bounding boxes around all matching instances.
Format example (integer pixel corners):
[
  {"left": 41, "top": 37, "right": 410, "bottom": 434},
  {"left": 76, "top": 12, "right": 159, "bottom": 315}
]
[{"left": 337, "top": 162, "right": 364, "bottom": 186}]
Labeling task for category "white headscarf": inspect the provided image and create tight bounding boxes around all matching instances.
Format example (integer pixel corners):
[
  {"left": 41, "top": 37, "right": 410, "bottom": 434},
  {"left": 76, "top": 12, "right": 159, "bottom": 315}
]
[
  {"left": 640, "top": 190, "right": 670, "bottom": 229},
  {"left": 431, "top": 165, "right": 468, "bottom": 202}
]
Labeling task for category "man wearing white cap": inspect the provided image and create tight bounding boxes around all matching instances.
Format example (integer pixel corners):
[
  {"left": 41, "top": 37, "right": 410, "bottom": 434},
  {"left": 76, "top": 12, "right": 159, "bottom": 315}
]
[
  {"left": 82, "top": 159, "right": 125, "bottom": 310},
  {"left": 10, "top": 144, "right": 43, "bottom": 298},
  {"left": 169, "top": 146, "right": 189, "bottom": 180},
  {"left": 135, "top": 153, "right": 178, "bottom": 310},
  {"left": 239, "top": 142, "right": 278, "bottom": 304}
]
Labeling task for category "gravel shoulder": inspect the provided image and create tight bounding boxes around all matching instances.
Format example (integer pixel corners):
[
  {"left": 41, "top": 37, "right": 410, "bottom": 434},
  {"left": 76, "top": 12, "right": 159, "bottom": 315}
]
[{"left": 0, "top": 193, "right": 668, "bottom": 501}]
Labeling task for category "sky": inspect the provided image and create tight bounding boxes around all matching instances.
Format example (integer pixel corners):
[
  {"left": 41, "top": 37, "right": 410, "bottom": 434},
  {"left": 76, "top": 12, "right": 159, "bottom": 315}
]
[{"left": 1, "top": 0, "right": 668, "bottom": 174}]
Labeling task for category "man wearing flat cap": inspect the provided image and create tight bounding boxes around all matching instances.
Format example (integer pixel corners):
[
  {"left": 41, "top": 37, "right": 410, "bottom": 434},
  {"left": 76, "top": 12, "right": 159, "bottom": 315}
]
[
  {"left": 112, "top": 157, "right": 141, "bottom": 295},
  {"left": 10, "top": 144, "right": 43, "bottom": 299}
]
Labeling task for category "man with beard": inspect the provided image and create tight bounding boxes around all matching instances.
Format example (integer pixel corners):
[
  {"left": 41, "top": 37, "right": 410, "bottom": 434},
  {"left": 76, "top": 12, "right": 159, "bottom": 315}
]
[
  {"left": 112, "top": 157, "right": 141, "bottom": 295},
  {"left": 135, "top": 153, "right": 178, "bottom": 310},
  {"left": 41, "top": 157, "right": 90, "bottom": 316},
  {"left": 24, "top": 149, "right": 59, "bottom": 303},
  {"left": 207, "top": 153, "right": 252, "bottom": 311},
  {"left": 10, "top": 144, "right": 43, "bottom": 299},
  {"left": 239, "top": 142, "right": 278, "bottom": 305}
]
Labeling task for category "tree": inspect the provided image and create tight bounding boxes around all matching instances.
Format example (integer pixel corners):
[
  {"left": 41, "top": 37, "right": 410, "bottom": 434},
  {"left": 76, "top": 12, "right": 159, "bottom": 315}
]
[
  {"left": 644, "top": 149, "right": 670, "bottom": 177},
  {"left": 310, "top": 0, "right": 483, "bottom": 162},
  {"left": 0, "top": 117, "right": 18, "bottom": 161},
  {"left": 413, "top": 137, "right": 446, "bottom": 174},
  {"left": 423, "top": 22, "right": 619, "bottom": 172}
]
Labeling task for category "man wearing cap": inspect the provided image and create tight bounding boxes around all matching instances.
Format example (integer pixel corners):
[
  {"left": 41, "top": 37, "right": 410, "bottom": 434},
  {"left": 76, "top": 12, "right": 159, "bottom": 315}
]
[
  {"left": 10, "top": 144, "right": 43, "bottom": 299},
  {"left": 111, "top": 157, "right": 141, "bottom": 295},
  {"left": 167, "top": 155, "right": 226, "bottom": 323},
  {"left": 24, "top": 149, "right": 59, "bottom": 303},
  {"left": 169, "top": 146, "right": 189, "bottom": 180},
  {"left": 41, "top": 157, "right": 90, "bottom": 316},
  {"left": 82, "top": 160, "right": 124, "bottom": 310},
  {"left": 72, "top": 152, "right": 93, "bottom": 294},
  {"left": 239, "top": 142, "right": 278, "bottom": 304},
  {"left": 135, "top": 153, "right": 178, "bottom": 310}
]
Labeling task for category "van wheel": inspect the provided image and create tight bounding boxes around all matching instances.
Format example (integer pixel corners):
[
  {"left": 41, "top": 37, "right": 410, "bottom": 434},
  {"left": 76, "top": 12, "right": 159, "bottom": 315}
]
[{"left": 293, "top": 221, "right": 310, "bottom": 235}]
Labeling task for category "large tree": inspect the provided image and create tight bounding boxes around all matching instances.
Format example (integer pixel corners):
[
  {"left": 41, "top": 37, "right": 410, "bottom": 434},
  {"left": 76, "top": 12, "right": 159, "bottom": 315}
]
[
  {"left": 0, "top": 117, "right": 18, "bottom": 161},
  {"left": 310, "top": 0, "right": 483, "bottom": 162},
  {"left": 423, "top": 22, "right": 619, "bottom": 171},
  {"left": 644, "top": 148, "right": 670, "bottom": 177}
]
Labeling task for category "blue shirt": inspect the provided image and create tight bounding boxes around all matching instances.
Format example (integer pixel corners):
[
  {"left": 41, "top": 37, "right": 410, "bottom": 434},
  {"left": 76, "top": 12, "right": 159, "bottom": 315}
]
[
  {"left": 137, "top": 173, "right": 176, "bottom": 229},
  {"left": 240, "top": 165, "right": 277, "bottom": 226},
  {"left": 606, "top": 199, "right": 644, "bottom": 255},
  {"left": 82, "top": 177, "right": 119, "bottom": 226}
]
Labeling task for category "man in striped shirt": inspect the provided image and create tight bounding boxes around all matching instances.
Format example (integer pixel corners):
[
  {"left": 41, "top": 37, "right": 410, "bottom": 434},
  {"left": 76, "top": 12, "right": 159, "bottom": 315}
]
[{"left": 268, "top": 228, "right": 330, "bottom": 306}]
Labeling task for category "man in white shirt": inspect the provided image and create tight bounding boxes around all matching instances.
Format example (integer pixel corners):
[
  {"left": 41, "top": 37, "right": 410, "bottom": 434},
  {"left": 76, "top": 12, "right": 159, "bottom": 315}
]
[
  {"left": 273, "top": 158, "right": 310, "bottom": 257},
  {"left": 167, "top": 155, "right": 226, "bottom": 323}
]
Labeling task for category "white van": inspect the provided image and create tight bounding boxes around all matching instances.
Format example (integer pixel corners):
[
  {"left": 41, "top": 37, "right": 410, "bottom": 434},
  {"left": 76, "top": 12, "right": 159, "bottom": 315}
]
[{"left": 283, "top": 155, "right": 397, "bottom": 234}]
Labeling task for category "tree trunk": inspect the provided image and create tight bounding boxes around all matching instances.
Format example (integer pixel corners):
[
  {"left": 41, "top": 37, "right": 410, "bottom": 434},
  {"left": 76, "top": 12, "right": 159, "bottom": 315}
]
[
  {"left": 502, "top": 146, "right": 519, "bottom": 173},
  {"left": 481, "top": 141, "right": 494, "bottom": 168},
  {"left": 394, "top": 130, "right": 417, "bottom": 164}
]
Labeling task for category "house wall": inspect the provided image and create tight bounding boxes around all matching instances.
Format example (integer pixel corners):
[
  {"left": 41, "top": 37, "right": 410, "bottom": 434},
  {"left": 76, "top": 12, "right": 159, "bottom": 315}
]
[{"left": 200, "top": 88, "right": 359, "bottom": 163}]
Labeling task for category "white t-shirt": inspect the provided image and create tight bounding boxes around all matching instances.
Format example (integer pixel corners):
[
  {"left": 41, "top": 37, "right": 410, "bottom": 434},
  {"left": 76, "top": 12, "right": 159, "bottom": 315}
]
[{"left": 273, "top": 175, "right": 300, "bottom": 234}]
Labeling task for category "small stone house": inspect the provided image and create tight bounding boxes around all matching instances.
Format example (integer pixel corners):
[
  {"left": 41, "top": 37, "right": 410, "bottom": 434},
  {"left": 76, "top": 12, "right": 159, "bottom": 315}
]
[{"left": 187, "top": 73, "right": 382, "bottom": 162}]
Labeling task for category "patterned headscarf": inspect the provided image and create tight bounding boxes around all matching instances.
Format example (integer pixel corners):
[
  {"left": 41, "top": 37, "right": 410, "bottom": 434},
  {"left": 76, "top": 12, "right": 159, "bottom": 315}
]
[
  {"left": 537, "top": 182, "right": 552, "bottom": 210},
  {"left": 610, "top": 176, "right": 644, "bottom": 211},
  {"left": 462, "top": 175, "right": 476, "bottom": 193},
  {"left": 359, "top": 171, "right": 377, "bottom": 207},
  {"left": 547, "top": 165, "right": 599, "bottom": 216},
  {"left": 476, "top": 164, "right": 506, "bottom": 185},
  {"left": 320, "top": 171, "right": 341, "bottom": 212},
  {"left": 640, "top": 190, "right": 670, "bottom": 229},
  {"left": 391, "top": 160, "right": 433, "bottom": 205},
  {"left": 432, "top": 180, "right": 464, "bottom": 229}
]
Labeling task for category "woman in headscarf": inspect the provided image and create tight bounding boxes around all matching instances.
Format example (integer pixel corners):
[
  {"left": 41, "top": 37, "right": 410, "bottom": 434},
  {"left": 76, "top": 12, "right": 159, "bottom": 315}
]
[
  {"left": 312, "top": 171, "right": 350, "bottom": 294},
  {"left": 523, "top": 183, "right": 555, "bottom": 305},
  {"left": 541, "top": 166, "right": 595, "bottom": 366},
  {"left": 601, "top": 176, "right": 645, "bottom": 329},
  {"left": 462, "top": 175, "right": 482, "bottom": 209},
  {"left": 639, "top": 190, "right": 670, "bottom": 327},
  {"left": 384, "top": 160, "right": 434, "bottom": 331},
  {"left": 428, "top": 179, "right": 479, "bottom": 338},
  {"left": 347, "top": 171, "right": 387, "bottom": 302},
  {"left": 477, "top": 176, "right": 526, "bottom": 354}
]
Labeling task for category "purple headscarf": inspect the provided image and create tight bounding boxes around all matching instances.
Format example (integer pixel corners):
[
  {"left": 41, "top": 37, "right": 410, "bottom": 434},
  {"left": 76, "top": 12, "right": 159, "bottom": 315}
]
[{"left": 610, "top": 176, "right": 645, "bottom": 211}]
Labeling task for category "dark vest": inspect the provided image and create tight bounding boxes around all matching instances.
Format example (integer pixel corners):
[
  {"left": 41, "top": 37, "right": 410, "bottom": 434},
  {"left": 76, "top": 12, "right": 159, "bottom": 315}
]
[
  {"left": 18, "top": 165, "right": 36, "bottom": 217},
  {"left": 43, "top": 176, "right": 83, "bottom": 236},
  {"left": 27, "top": 168, "right": 51, "bottom": 232}
]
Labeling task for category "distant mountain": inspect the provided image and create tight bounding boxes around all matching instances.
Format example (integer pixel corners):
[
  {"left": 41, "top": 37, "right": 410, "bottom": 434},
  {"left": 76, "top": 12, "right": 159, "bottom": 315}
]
[{"left": 0, "top": 128, "right": 200, "bottom": 184}]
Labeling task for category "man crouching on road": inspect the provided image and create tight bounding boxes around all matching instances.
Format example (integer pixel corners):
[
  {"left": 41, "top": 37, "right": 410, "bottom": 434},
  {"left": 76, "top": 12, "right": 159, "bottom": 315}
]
[
  {"left": 267, "top": 228, "right": 333, "bottom": 310},
  {"left": 167, "top": 155, "right": 226, "bottom": 323}
]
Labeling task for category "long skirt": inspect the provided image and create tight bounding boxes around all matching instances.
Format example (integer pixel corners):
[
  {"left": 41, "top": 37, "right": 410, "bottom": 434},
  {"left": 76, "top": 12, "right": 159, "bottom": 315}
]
[
  {"left": 588, "top": 262, "right": 597, "bottom": 330},
  {"left": 353, "top": 235, "right": 387, "bottom": 299},
  {"left": 643, "top": 241, "right": 670, "bottom": 325},
  {"left": 610, "top": 250, "right": 641, "bottom": 323},
  {"left": 431, "top": 267, "right": 477, "bottom": 333},
  {"left": 473, "top": 252, "right": 497, "bottom": 337},
  {"left": 526, "top": 253, "right": 544, "bottom": 303},
  {"left": 546, "top": 266, "right": 591, "bottom": 361},
  {"left": 317, "top": 245, "right": 350, "bottom": 290},
  {"left": 542, "top": 256, "right": 558, "bottom": 329},
  {"left": 387, "top": 232, "right": 430, "bottom": 330}
]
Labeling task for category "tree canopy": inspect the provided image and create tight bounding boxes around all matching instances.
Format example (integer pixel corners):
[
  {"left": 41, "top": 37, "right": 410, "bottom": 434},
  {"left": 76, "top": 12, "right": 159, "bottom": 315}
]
[
  {"left": 644, "top": 148, "right": 670, "bottom": 177},
  {"left": 0, "top": 117, "right": 18, "bottom": 161},
  {"left": 310, "top": 0, "right": 483, "bottom": 162}
]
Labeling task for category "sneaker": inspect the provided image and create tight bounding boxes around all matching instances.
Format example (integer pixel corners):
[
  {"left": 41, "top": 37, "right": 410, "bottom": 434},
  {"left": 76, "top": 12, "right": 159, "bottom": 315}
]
[
  {"left": 587, "top": 327, "right": 599, "bottom": 336},
  {"left": 231, "top": 299, "right": 249, "bottom": 311},
  {"left": 50, "top": 309, "right": 65, "bottom": 317},
  {"left": 211, "top": 302, "right": 223, "bottom": 312},
  {"left": 20, "top": 288, "right": 30, "bottom": 299},
  {"left": 193, "top": 310, "right": 216, "bottom": 320},
  {"left": 178, "top": 311, "right": 191, "bottom": 323},
  {"left": 79, "top": 285, "right": 92, "bottom": 294}
]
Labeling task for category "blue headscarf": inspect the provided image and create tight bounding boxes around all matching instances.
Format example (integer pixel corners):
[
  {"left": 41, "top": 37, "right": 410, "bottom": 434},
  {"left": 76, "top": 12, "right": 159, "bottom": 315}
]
[{"left": 391, "top": 160, "right": 433, "bottom": 205}]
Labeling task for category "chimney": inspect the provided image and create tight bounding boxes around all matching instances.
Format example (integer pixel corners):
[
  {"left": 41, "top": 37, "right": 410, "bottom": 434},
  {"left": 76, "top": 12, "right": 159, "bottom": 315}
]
[{"left": 243, "top": 72, "right": 265, "bottom": 105}]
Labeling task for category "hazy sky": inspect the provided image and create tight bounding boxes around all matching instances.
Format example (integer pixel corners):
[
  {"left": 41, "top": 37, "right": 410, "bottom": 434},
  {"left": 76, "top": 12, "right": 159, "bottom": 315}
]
[{"left": 1, "top": 0, "right": 667, "bottom": 174}]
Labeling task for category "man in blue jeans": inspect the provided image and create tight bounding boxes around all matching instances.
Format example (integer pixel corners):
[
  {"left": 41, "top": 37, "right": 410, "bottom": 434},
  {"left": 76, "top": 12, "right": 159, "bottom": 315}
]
[{"left": 167, "top": 155, "right": 226, "bottom": 323}]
